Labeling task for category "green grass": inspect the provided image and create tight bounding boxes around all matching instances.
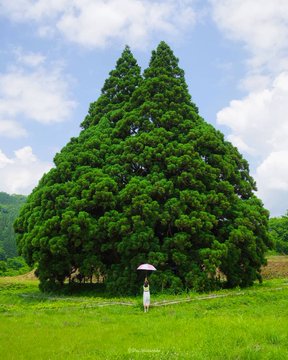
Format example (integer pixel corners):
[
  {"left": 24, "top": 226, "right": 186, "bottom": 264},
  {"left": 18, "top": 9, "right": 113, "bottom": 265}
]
[{"left": 1, "top": 277, "right": 288, "bottom": 359}]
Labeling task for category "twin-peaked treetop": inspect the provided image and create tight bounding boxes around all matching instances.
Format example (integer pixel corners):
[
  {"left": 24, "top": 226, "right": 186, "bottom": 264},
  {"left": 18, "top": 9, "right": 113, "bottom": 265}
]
[
  {"left": 143, "top": 41, "right": 198, "bottom": 114},
  {"left": 81, "top": 45, "right": 142, "bottom": 129},
  {"left": 113, "top": 42, "right": 199, "bottom": 140},
  {"left": 14, "top": 42, "right": 272, "bottom": 294}
]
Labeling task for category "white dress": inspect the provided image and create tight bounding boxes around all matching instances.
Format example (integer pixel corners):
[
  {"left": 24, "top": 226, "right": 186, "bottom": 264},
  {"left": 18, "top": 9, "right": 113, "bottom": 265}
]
[{"left": 143, "top": 285, "right": 150, "bottom": 306}]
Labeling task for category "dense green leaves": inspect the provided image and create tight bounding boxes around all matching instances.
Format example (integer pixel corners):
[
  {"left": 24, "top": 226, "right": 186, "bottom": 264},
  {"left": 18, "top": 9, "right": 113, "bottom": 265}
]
[
  {"left": 81, "top": 46, "right": 142, "bottom": 130},
  {"left": 0, "top": 192, "right": 29, "bottom": 276},
  {"left": 269, "top": 212, "right": 288, "bottom": 254},
  {"left": 0, "top": 192, "right": 26, "bottom": 259},
  {"left": 15, "top": 42, "right": 272, "bottom": 294}
]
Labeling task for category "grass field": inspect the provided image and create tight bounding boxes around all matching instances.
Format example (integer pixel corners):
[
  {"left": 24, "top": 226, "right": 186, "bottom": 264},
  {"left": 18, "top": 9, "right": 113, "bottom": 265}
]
[{"left": 1, "top": 256, "right": 288, "bottom": 359}]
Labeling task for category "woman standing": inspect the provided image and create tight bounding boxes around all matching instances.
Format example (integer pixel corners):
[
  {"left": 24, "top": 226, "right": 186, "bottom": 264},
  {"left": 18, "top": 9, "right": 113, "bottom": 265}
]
[{"left": 143, "top": 278, "right": 150, "bottom": 312}]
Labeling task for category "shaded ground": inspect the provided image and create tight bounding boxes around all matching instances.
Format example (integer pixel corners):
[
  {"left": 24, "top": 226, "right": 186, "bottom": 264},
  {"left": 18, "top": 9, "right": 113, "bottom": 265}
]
[{"left": 4, "top": 255, "right": 288, "bottom": 286}]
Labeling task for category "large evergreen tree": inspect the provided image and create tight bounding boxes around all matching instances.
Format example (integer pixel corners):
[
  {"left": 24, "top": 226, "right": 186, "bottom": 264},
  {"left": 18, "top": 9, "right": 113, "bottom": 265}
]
[{"left": 14, "top": 42, "right": 272, "bottom": 294}]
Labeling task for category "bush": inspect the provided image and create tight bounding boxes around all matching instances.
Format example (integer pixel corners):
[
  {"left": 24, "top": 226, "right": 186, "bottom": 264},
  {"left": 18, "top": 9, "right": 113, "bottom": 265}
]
[{"left": 0, "top": 256, "right": 31, "bottom": 276}]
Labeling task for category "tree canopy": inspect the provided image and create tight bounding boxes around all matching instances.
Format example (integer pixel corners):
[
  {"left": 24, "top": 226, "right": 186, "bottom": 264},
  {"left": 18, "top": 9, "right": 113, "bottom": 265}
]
[
  {"left": 0, "top": 192, "right": 29, "bottom": 276},
  {"left": 14, "top": 42, "right": 272, "bottom": 294},
  {"left": 0, "top": 192, "right": 26, "bottom": 260},
  {"left": 269, "top": 212, "right": 288, "bottom": 254}
]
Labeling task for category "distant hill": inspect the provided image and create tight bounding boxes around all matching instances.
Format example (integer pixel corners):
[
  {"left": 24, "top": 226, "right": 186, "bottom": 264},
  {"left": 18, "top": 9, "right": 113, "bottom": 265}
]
[{"left": 0, "top": 192, "right": 26, "bottom": 259}]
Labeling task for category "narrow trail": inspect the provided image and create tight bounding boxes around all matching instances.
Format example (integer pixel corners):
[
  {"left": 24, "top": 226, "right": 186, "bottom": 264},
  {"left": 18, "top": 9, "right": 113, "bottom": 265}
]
[
  {"left": 19, "top": 290, "right": 244, "bottom": 306},
  {"left": 152, "top": 284, "right": 288, "bottom": 307},
  {"left": 152, "top": 292, "right": 245, "bottom": 307},
  {"left": 17, "top": 283, "right": 288, "bottom": 309}
]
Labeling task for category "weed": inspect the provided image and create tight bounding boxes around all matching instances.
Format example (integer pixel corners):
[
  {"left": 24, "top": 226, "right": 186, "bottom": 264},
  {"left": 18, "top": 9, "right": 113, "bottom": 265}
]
[{"left": 1, "top": 258, "right": 288, "bottom": 359}]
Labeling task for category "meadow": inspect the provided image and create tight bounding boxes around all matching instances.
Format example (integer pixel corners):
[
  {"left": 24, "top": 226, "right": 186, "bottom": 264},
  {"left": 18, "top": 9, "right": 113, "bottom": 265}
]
[{"left": 1, "top": 257, "right": 288, "bottom": 360}]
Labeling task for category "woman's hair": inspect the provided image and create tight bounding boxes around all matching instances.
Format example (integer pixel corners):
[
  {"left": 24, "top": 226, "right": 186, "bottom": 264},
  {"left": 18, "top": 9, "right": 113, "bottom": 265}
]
[{"left": 144, "top": 280, "right": 149, "bottom": 286}]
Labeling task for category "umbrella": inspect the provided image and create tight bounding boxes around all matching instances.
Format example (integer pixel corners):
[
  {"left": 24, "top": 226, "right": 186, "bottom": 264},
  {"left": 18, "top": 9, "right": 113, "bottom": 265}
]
[
  {"left": 137, "top": 263, "right": 157, "bottom": 278},
  {"left": 137, "top": 264, "right": 157, "bottom": 271}
]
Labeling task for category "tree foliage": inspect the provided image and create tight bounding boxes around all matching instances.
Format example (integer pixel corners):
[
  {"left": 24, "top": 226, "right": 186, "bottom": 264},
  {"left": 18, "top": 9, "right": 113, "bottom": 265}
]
[
  {"left": 269, "top": 212, "right": 288, "bottom": 254},
  {"left": 0, "top": 256, "right": 30, "bottom": 276},
  {"left": 0, "top": 192, "right": 26, "bottom": 259},
  {"left": 14, "top": 43, "right": 272, "bottom": 294},
  {"left": 0, "top": 192, "right": 29, "bottom": 276}
]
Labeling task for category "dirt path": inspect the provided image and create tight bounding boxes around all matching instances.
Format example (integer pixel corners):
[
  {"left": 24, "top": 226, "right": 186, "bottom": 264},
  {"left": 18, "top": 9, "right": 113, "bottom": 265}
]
[
  {"left": 72, "top": 285, "right": 287, "bottom": 308},
  {"left": 6, "top": 255, "right": 288, "bottom": 309},
  {"left": 18, "top": 284, "right": 288, "bottom": 309}
]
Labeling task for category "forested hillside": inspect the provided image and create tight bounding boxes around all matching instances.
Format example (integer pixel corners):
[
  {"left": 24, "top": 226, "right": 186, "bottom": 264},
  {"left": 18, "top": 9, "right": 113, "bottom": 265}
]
[
  {"left": 0, "top": 192, "right": 30, "bottom": 275},
  {"left": 0, "top": 192, "right": 26, "bottom": 259}
]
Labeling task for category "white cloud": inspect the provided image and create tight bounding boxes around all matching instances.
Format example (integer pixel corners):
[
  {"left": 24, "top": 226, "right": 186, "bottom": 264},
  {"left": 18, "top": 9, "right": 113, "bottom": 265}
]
[
  {"left": 211, "top": 0, "right": 288, "bottom": 49},
  {"left": 0, "top": 146, "right": 53, "bottom": 194},
  {"left": 14, "top": 146, "right": 37, "bottom": 164},
  {"left": 0, "top": 67, "right": 76, "bottom": 125},
  {"left": 211, "top": 1, "right": 288, "bottom": 216},
  {"left": 0, "top": 51, "right": 77, "bottom": 136},
  {"left": 239, "top": 74, "right": 271, "bottom": 93},
  {"left": 14, "top": 48, "right": 46, "bottom": 67},
  {"left": 0, "top": 119, "right": 27, "bottom": 138},
  {"left": 226, "top": 134, "right": 256, "bottom": 156},
  {"left": 217, "top": 72, "right": 288, "bottom": 214},
  {"left": 0, "top": 0, "right": 197, "bottom": 49},
  {"left": 254, "top": 151, "right": 288, "bottom": 216},
  {"left": 0, "top": 0, "right": 70, "bottom": 22},
  {"left": 211, "top": 0, "right": 288, "bottom": 74},
  {"left": 0, "top": 150, "right": 13, "bottom": 168},
  {"left": 256, "top": 151, "right": 288, "bottom": 192},
  {"left": 217, "top": 72, "right": 288, "bottom": 158}
]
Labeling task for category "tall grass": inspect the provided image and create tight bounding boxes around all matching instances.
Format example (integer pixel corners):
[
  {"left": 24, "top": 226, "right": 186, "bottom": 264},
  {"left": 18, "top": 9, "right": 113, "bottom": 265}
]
[{"left": 1, "top": 277, "right": 288, "bottom": 359}]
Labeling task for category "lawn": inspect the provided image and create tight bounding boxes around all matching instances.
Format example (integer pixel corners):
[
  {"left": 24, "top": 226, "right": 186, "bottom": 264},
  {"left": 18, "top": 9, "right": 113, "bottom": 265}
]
[{"left": 1, "top": 257, "right": 288, "bottom": 359}]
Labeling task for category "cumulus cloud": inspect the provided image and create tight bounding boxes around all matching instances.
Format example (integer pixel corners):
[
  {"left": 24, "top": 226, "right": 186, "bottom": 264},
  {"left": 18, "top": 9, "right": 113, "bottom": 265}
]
[
  {"left": 0, "top": 150, "right": 13, "bottom": 168},
  {"left": 217, "top": 72, "right": 288, "bottom": 157},
  {"left": 254, "top": 151, "right": 288, "bottom": 216},
  {"left": 14, "top": 48, "right": 46, "bottom": 67},
  {"left": 0, "top": 50, "right": 76, "bottom": 140},
  {"left": 0, "top": 0, "right": 197, "bottom": 48},
  {"left": 0, "top": 49, "right": 74, "bottom": 193},
  {"left": 0, "top": 66, "right": 76, "bottom": 125},
  {"left": 211, "top": 0, "right": 288, "bottom": 74},
  {"left": 0, "top": 146, "right": 53, "bottom": 194},
  {"left": 0, "top": 119, "right": 27, "bottom": 138},
  {"left": 212, "top": 0, "right": 288, "bottom": 215},
  {"left": 256, "top": 151, "right": 288, "bottom": 192},
  {"left": 0, "top": 0, "right": 69, "bottom": 22}
]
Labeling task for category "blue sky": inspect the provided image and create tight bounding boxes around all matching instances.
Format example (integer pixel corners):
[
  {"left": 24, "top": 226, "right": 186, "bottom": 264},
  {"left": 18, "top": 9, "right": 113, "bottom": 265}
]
[{"left": 1, "top": 0, "right": 288, "bottom": 217}]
